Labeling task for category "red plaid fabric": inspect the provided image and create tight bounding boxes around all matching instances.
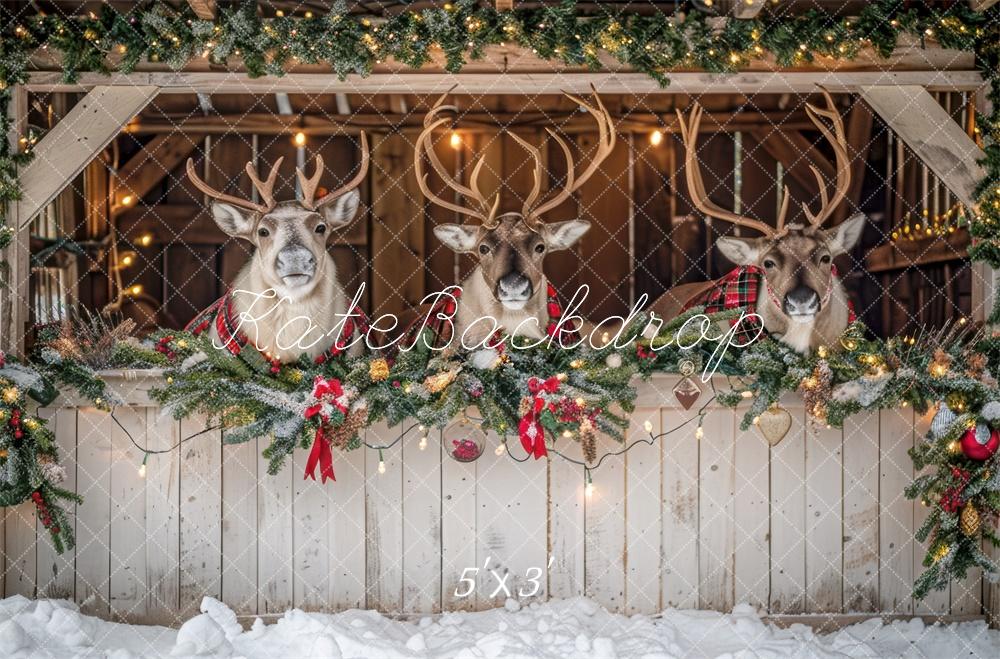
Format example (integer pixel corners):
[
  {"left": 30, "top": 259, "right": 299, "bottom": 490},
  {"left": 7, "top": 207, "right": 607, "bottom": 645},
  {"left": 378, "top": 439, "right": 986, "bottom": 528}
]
[
  {"left": 681, "top": 265, "right": 855, "bottom": 342},
  {"left": 187, "top": 290, "right": 368, "bottom": 367}
]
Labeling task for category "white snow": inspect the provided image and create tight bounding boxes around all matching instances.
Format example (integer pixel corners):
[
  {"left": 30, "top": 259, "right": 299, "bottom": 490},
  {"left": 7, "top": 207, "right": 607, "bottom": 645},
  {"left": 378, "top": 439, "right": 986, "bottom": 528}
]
[{"left": 1, "top": 594, "right": 998, "bottom": 658}]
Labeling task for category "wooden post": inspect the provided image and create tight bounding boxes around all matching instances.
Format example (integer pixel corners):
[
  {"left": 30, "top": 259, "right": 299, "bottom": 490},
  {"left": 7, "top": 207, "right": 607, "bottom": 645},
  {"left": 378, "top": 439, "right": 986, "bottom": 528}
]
[{"left": 1, "top": 85, "right": 29, "bottom": 357}]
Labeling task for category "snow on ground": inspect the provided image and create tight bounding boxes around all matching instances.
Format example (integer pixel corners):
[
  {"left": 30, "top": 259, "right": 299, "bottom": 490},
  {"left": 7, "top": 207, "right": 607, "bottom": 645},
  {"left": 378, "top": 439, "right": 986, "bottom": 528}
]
[{"left": 1, "top": 594, "right": 999, "bottom": 658}]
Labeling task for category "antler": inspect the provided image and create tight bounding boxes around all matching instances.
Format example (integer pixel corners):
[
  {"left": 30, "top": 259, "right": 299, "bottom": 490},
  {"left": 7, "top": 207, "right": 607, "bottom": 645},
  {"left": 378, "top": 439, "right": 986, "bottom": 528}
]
[
  {"left": 186, "top": 156, "right": 285, "bottom": 214},
  {"left": 414, "top": 91, "right": 500, "bottom": 227},
  {"left": 677, "top": 104, "right": 790, "bottom": 239},
  {"left": 517, "top": 87, "right": 617, "bottom": 230},
  {"left": 296, "top": 132, "right": 370, "bottom": 211},
  {"left": 801, "top": 88, "right": 851, "bottom": 230}
]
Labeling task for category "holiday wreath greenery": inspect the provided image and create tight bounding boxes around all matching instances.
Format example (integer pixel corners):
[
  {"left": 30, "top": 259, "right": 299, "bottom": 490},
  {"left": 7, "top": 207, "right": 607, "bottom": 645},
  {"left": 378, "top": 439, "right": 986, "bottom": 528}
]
[{"left": 0, "top": 0, "right": 999, "bottom": 602}]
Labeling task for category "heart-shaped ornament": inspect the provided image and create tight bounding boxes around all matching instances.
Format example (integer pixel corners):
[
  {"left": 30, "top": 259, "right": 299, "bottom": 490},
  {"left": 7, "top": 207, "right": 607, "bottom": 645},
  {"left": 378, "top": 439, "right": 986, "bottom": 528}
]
[{"left": 756, "top": 405, "right": 792, "bottom": 446}]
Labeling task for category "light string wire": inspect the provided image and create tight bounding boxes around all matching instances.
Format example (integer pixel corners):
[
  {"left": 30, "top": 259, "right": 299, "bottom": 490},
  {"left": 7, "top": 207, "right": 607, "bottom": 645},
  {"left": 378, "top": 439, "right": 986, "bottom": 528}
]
[{"left": 108, "top": 380, "right": 722, "bottom": 480}]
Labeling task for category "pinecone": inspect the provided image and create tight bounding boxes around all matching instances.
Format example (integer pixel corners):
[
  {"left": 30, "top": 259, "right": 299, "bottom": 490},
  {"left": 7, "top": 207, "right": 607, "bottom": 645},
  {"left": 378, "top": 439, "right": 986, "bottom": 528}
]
[
  {"left": 581, "top": 427, "right": 597, "bottom": 464},
  {"left": 960, "top": 502, "right": 981, "bottom": 537},
  {"left": 329, "top": 407, "right": 368, "bottom": 449}
]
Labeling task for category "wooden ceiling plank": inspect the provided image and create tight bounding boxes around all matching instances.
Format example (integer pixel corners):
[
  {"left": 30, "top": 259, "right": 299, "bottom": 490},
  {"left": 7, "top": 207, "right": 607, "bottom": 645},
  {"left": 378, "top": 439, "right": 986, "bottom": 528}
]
[
  {"left": 752, "top": 128, "right": 836, "bottom": 193},
  {"left": 14, "top": 84, "right": 160, "bottom": 228},
  {"left": 26, "top": 70, "right": 985, "bottom": 95},
  {"left": 860, "top": 85, "right": 985, "bottom": 208},
  {"left": 733, "top": 0, "right": 766, "bottom": 19}
]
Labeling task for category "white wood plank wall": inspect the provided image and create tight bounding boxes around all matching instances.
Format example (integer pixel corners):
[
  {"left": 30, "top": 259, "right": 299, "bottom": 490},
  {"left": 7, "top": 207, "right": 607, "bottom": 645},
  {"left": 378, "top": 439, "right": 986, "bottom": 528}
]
[{"left": 3, "top": 375, "right": 989, "bottom": 625}]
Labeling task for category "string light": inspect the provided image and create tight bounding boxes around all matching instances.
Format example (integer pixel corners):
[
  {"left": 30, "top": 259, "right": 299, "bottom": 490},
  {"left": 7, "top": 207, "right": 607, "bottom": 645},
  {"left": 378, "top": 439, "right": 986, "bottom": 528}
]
[
  {"left": 129, "top": 284, "right": 143, "bottom": 296},
  {"left": 495, "top": 442, "right": 506, "bottom": 456},
  {"left": 695, "top": 425, "right": 704, "bottom": 440},
  {"left": 891, "top": 203, "right": 963, "bottom": 242},
  {"left": 138, "top": 452, "right": 148, "bottom": 478},
  {"left": 377, "top": 449, "right": 386, "bottom": 474},
  {"left": 418, "top": 435, "right": 428, "bottom": 450},
  {"left": 138, "top": 233, "right": 154, "bottom": 247},
  {"left": 649, "top": 130, "right": 663, "bottom": 146},
  {"left": 643, "top": 420, "right": 653, "bottom": 433},
  {"left": 293, "top": 131, "right": 307, "bottom": 147},
  {"left": 585, "top": 469, "right": 595, "bottom": 498},
  {"left": 449, "top": 132, "right": 461, "bottom": 149}
]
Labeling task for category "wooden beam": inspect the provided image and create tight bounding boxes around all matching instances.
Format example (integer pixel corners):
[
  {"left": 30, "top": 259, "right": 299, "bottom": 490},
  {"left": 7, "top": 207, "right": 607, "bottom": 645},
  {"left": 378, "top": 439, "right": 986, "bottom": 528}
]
[
  {"left": 26, "top": 70, "right": 984, "bottom": 95},
  {"left": 752, "top": 128, "right": 836, "bottom": 193},
  {"left": 186, "top": 0, "right": 216, "bottom": 20},
  {"left": 124, "top": 110, "right": 819, "bottom": 136},
  {"left": 970, "top": 1, "right": 999, "bottom": 11},
  {"left": 860, "top": 85, "right": 985, "bottom": 208},
  {"left": 14, "top": 85, "right": 159, "bottom": 228},
  {"left": 1, "top": 85, "right": 29, "bottom": 356},
  {"left": 864, "top": 229, "right": 970, "bottom": 272},
  {"left": 113, "top": 134, "right": 201, "bottom": 212},
  {"left": 495, "top": 1, "right": 514, "bottom": 10},
  {"left": 733, "top": 0, "right": 766, "bottom": 19}
]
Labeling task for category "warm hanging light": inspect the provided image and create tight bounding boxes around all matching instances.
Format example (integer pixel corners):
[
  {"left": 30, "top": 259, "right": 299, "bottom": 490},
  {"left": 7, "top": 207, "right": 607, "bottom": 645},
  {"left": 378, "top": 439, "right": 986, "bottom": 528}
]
[
  {"left": 293, "top": 131, "right": 307, "bottom": 147},
  {"left": 138, "top": 452, "right": 149, "bottom": 478},
  {"left": 585, "top": 469, "right": 595, "bottom": 498},
  {"left": 449, "top": 131, "right": 461, "bottom": 149},
  {"left": 649, "top": 130, "right": 663, "bottom": 146},
  {"left": 643, "top": 420, "right": 653, "bottom": 433},
  {"left": 120, "top": 194, "right": 134, "bottom": 206},
  {"left": 129, "top": 284, "right": 143, "bottom": 296},
  {"left": 138, "top": 233, "right": 154, "bottom": 247},
  {"left": 377, "top": 449, "right": 386, "bottom": 474},
  {"left": 418, "top": 436, "right": 428, "bottom": 451}
]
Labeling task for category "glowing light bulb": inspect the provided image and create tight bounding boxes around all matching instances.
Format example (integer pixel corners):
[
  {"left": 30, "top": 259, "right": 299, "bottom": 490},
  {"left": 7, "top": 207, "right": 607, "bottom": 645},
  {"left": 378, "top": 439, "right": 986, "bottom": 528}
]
[
  {"left": 643, "top": 420, "right": 653, "bottom": 433},
  {"left": 129, "top": 284, "right": 143, "bottom": 296},
  {"left": 741, "top": 390, "right": 753, "bottom": 398},
  {"left": 378, "top": 460, "right": 386, "bottom": 475},
  {"left": 495, "top": 443, "right": 506, "bottom": 456},
  {"left": 138, "top": 463, "right": 146, "bottom": 478},
  {"left": 649, "top": 130, "right": 663, "bottom": 146},
  {"left": 450, "top": 132, "right": 461, "bottom": 149},
  {"left": 138, "top": 233, "right": 153, "bottom": 247},
  {"left": 586, "top": 482, "right": 595, "bottom": 497},
  {"left": 418, "top": 436, "right": 428, "bottom": 451},
  {"left": 121, "top": 195, "right": 134, "bottom": 206},
  {"left": 121, "top": 255, "right": 133, "bottom": 267},
  {"left": 293, "top": 132, "right": 307, "bottom": 147},
  {"left": 695, "top": 426, "right": 704, "bottom": 440}
]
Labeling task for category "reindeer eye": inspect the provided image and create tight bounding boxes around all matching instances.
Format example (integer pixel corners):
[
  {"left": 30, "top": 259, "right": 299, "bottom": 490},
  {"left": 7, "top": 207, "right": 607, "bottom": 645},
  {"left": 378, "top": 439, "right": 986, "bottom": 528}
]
[
  {"left": 763, "top": 259, "right": 776, "bottom": 269},
  {"left": 315, "top": 224, "right": 327, "bottom": 235},
  {"left": 534, "top": 244, "right": 545, "bottom": 254},
  {"left": 819, "top": 254, "right": 831, "bottom": 264},
  {"left": 258, "top": 228, "right": 270, "bottom": 238},
  {"left": 479, "top": 244, "right": 490, "bottom": 255}
]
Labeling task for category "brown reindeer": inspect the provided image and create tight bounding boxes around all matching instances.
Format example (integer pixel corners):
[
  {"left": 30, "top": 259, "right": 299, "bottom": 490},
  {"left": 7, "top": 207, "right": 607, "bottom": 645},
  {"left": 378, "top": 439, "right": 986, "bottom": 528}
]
[
  {"left": 648, "top": 90, "right": 865, "bottom": 353},
  {"left": 414, "top": 89, "right": 614, "bottom": 347},
  {"left": 185, "top": 138, "right": 370, "bottom": 363}
]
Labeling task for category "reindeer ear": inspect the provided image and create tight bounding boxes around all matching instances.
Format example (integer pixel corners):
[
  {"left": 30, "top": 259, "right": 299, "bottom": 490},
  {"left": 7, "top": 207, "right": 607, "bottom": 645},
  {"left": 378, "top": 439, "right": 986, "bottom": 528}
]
[
  {"left": 318, "top": 189, "right": 361, "bottom": 228},
  {"left": 544, "top": 220, "right": 590, "bottom": 251},
  {"left": 433, "top": 224, "right": 479, "bottom": 253},
  {"left": 716, "top": 236, "right": 760, "bottom": 265},
  {"left": 211, "top": 202, "right": 256, "bottom": 239},
  {"left": 825, "top": 213, "right": 866, "bottom": 255}
]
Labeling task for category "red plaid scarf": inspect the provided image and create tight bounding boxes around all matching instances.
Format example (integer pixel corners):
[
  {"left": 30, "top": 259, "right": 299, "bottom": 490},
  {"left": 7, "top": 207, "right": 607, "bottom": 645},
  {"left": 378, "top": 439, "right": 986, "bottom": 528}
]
[
  {"left": 400, "top": 282, "right": 579, "bottom": 350},
  {"left": 186, "top": 290, "right": 368, "bottom": 371},
  {"left": 682, "top": 265, "right": 855, "bottom": 341}
]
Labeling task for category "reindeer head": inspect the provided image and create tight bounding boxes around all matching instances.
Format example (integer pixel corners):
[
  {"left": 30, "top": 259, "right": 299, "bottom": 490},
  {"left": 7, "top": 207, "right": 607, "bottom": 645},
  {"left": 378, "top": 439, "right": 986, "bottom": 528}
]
[
  {"left": 186, "top": 136, "right": 369, "bottom": 298},
  {"left": 416, "top": 90, "right": 614, "bottom": 310},
  {"left": 678, "top": 90, "right": 864, "bottom": 323}
]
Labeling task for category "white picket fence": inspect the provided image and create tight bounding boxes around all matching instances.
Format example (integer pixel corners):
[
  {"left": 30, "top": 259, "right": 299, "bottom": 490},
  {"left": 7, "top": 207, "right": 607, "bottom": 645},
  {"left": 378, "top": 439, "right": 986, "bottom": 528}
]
[{"left": 1, "top": 371, "right": 993, "bottom": 626}]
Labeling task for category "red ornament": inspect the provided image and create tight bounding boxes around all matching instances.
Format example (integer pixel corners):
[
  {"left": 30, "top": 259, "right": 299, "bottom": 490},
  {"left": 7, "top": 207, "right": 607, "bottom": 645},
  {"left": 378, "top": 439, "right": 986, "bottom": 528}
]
[{"left": 960, "top": 424, "right": 1000, "bottom": 461}]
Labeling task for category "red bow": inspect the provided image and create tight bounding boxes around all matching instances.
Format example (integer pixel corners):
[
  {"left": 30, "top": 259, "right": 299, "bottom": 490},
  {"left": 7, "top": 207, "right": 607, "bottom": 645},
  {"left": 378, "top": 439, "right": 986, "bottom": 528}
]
[
  {"left": 303, "top": 377, "right": 348, "bottom": 483},
  {"left": 527, "top": 376, "right": 560, "bottom": 395}
]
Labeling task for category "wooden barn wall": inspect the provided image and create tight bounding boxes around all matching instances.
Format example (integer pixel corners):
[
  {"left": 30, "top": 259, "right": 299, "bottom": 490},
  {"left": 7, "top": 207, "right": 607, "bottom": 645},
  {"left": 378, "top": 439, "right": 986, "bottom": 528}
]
[
  {"left": 2, "top": 376, "right": 996, "bottom": 625},
  {"left": 52, "top": 91, "right": 972, "bottom": 337}
]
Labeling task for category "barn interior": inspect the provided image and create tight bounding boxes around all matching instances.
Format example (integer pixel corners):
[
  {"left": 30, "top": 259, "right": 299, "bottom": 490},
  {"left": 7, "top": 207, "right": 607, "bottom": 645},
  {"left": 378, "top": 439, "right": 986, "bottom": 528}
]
[{"left": 11, "top": 1, "right": 979, "bottom": 343}]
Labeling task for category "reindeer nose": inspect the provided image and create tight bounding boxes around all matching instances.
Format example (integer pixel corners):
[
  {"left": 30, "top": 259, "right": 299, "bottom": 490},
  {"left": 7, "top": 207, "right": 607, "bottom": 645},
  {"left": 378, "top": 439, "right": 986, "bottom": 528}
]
[
  {"left": 276, "top": 245, "right": 316, "bottom": 275},
  {"left": 497, "top": 273, "right": 532, "bottom": 299},
  {"left": 783, "top": 286, "right": 820, "bottom": 317}
]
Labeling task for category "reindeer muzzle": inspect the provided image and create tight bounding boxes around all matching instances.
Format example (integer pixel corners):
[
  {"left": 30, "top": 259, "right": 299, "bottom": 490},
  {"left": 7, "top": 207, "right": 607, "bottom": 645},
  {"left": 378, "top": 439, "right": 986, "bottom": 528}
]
[
  {"left": 783, "top": 285, "right": 820, "bottom": 319},
  {"left": 276, "top": 245, "right": 317, "bottom": 288},
  {"left": 496, "top": 273, "right": 533, "bottom": 310}
]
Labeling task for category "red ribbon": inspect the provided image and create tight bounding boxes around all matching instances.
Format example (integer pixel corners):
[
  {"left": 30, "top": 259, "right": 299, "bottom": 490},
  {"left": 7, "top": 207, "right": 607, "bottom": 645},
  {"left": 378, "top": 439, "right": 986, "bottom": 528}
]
[
  {"left": 518, "top": 413, "right": 547, "bottom": 459},
  {"left": 304, "top": 424, "right": 336, "bottom": 483}
]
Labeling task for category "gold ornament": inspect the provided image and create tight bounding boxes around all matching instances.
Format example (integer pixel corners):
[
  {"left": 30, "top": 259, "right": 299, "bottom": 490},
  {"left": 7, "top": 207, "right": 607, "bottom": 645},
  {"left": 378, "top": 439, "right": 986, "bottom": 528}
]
[
  {"left": 0, "top": 449, "right": 8, "bottom": 459},
  {"left": 424, "top": 369, "right": 457, "bottom": 394},
  {"left": 22, "top": 417, "right": 38, "bottom": 431},
  {"left": 928, "top": 348, "right": 952, "bottom": 378},
  {"left": 2, "top": 386, "right": 19, "bottom": 404},
  {"left": 960, "top": 503, "right": 981, "bottom": 537},
  {"left": 368, "top": 358, "right": 390, "bottom": 382},
  {"left": 756, "top": 404, "right": 792, "bottom": 446},
  {"left": 0, "top": 409, "right": 7, "bottom": 422},
  {"left": 286, "top": 369, "right": 303, "bottom": 384},
  {"left": 945, "top": 392, "right": 968, "bottom": 413}
]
